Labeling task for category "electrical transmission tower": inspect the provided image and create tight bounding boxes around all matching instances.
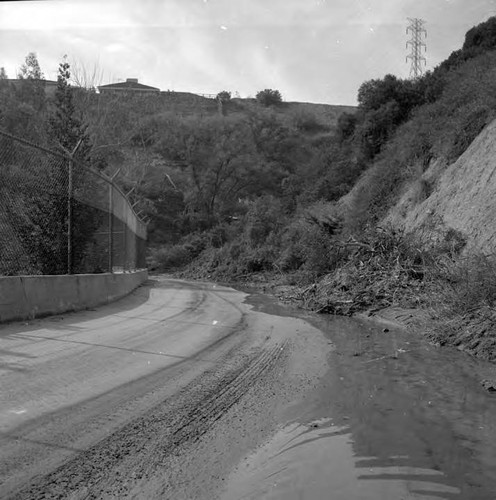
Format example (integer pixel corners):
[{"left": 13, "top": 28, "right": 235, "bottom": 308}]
[{"left": 406, "top": 18, "right": 427, "bottom": 79}]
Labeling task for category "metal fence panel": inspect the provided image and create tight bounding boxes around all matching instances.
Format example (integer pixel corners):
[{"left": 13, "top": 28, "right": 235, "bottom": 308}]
[{"left": 0, "top": 129, "right": 147, "bottom": 276}]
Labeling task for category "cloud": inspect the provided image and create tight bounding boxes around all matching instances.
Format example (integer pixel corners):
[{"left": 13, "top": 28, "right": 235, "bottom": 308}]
[
  {"left": 0, "top": 0, "right": 135, "bottom": 30},
  {"left": 1, "top": 0, "right": 496, "bottom": 104}
]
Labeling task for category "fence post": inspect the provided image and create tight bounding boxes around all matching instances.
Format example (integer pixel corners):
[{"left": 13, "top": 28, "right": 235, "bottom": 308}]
[
  {"left": 67, "top": 139, "right": 83, "bottom": 275},
  {"left": 67, "top": 157, "right": 73, "bottom": 274},
  {"left": 123, "top": 223, "right": 128, "bottom": 271},
  {"left": 108, "top": 184, "right": 113, "bottom": 273}
]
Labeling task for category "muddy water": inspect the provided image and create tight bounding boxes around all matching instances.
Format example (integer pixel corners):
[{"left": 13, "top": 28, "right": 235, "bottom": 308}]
[{"left": 223, "top": 294, "right": 496, "bottom": 499}]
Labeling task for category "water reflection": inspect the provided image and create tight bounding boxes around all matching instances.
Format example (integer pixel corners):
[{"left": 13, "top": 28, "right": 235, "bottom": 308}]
[
  {"left": 319, "top": 316, "right": 496, "bottom": 500},
  {"left": 222, "top": 417, "right": 460, "bottom": 499},
  {"left": 223, "top": 313, "right": 496, "bottom": 500}
]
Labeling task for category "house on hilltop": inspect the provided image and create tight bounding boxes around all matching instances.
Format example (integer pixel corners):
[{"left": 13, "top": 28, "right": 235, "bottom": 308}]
[
  {"left": 4, "top": 78, "right": 58, "bottom": 97},
  {"left": 97, "top": 78, "right": 160, "bottom": 95}
]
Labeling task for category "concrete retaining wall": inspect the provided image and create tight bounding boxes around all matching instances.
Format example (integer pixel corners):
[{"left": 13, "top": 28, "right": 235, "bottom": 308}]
[{"left": 0, "top": 270, "right": 148, "bottom": 324}]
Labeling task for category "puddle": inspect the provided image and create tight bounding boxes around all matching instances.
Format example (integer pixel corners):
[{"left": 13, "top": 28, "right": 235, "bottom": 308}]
[
  {"left": 231, "top": 291, "right": 496, "bottom": 499},
  {"left": 222, "top": 417, "right": 460, "bottom": 499},
  {"left": 242, "top": 288, "right": 302, "bottom": 318}
]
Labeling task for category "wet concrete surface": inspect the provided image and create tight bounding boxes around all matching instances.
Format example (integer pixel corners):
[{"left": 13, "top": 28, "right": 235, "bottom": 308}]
[{"left": 223, "top": 294, "right": 496, "bottom": 500}]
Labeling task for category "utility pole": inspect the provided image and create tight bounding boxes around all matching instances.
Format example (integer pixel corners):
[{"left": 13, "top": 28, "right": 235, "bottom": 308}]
[{"left": 406, "top": 18, "right": 427, "bottom": 79}]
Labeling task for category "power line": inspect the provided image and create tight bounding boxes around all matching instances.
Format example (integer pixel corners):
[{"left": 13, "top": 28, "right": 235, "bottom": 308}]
[{"left": 406, "top": 18, "right": 427, "bottom": 79}]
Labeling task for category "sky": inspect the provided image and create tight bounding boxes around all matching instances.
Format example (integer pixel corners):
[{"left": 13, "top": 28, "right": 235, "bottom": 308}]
[{"left": 1, "top": 0, "right": 496, "bottom": 105}]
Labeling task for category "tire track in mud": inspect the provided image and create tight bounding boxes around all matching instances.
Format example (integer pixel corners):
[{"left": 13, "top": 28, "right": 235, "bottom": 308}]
[
  {"left": 9, "top": 340, "right": 290, "bottom": 500},
  {"left": 112, "top": 282, "right": 210, "bottom": 328},
  {"left": 170, "top": 342, "right": 287, "bottom": 446}
]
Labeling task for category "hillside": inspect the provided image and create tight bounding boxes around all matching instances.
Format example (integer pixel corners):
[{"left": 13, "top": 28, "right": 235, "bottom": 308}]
[
  {"left": 65, "top": 89, "right": 356, "bottom": 248},
  {"left": 91, "top": 91, "right": 355, "bottom": 129},
  {"left": 285, "top": 101, "right": 357, "bottom": 126},
  {"left": 386, "top": 118, "right": 496, "bottom": 254},
  {"left": 227, "top": 98, "right": 356, "bottom": 131},
  {"left": 157, "top": 16, "right": 496, "bottom": 363}
]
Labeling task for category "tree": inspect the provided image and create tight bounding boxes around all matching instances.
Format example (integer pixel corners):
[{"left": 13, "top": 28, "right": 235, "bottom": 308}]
[
  {"left": 436, "top": 17, "right": 496, "bottom": 75},
  {"left": 0, "top": 55, "right": 47, "bottom": 138},
  {"left": 247, "top": 108, "right": 309, "bottom": 175},
  {"left": 215, "top": 91, "right": 231, "bottom": 116},
  {"left": 463, "top": 16, "right": 496, "bottom": 51},
  {"left": 357, "top": 100, "right": 401, "bottom": 159},
  {"left": 13, "top": 53, "right": 47, "bottom": 116},
  {"left": 357, "top": 74, "right": 405, "bottom": 112},
  {"left": 48, "top": 57, "right": 92, "bottom": 157},
  {"left": 336, "top": 112, "right": 357, "bottom": 142},
  {"left": 70, "top": 58, "right": 105, "bottom": 91},
  {"left": 18, "top": 52, "right": 44, "bottom": 80},
  {"left": 256, "top": 88, "right": 283, "bottom": 107},
  {"left": 417, "top": 70, "right": 446, "bottom": 104},
  {"left": 216, "top": 90, "right": 231, "bottom": 102},
  {"left": 153, "top": 114, "right": 278, "bottom": 227},
  {"left": 355, "top": 74, "right": 427, "bottom": 160},
  {"left": 43, "top": 57, "right": 102, "bottom": 273}
]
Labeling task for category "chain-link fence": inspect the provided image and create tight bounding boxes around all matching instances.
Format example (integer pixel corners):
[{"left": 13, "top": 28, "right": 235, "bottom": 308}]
[{"left": 0, "top": 129, "right": 147, "bottom": 276}]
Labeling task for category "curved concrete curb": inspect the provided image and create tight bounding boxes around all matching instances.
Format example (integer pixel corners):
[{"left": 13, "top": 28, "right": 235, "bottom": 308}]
[{"left": 0, "top": 270, "right": 148, "bottom": 324}]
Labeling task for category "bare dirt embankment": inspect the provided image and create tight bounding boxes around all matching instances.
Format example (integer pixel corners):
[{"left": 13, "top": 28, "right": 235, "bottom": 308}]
[
  {"left": 383, "top": 118, "right": 496, "bottom": 361},
  {"left": 386, "top": 118, "right": 496, "bottom": 254}
]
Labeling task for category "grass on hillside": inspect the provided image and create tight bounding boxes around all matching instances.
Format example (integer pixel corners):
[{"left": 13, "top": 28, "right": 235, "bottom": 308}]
[{"left": 229, "top": 98, "right": 356, "bottom": 132}]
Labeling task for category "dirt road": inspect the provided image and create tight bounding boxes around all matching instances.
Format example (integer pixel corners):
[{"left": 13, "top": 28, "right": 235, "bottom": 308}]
[{"left": 2, "top": 277, "right": 496, "bottom": 499}]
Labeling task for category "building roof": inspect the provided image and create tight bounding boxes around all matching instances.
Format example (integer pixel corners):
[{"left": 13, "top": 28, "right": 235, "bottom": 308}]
[
  {"left": 98, "top": 78, "right": 160, "bottom": 92},
  {"left": 5, "top": 78, "right": 58, "bottom": 86},
  {"left": 3, "top": 78, "right": 59, "bottom": 96}
]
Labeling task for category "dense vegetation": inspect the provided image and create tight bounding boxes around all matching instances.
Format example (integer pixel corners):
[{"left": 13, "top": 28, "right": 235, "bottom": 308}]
[{"left": 139, "top": 16, "right": 496, "bottom": 281}]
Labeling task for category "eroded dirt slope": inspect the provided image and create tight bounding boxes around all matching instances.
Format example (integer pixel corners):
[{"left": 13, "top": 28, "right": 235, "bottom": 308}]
[{"left": 386, "top": 118, "right": 496, "bottom": 253}]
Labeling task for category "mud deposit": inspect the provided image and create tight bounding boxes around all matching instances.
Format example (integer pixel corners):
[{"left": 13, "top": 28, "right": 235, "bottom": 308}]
[{"left": 223, "top": 301, "right": 496, "bottom": 500}]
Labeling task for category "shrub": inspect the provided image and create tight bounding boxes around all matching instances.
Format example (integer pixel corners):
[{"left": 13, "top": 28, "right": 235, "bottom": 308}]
[
  {"left": 276, "top": 211, "right": 343, "bottom": 276},
  {"left": 181, "top": 233, "right": 208, "bottom": 256},
  {"left": 148, "top": 245, "right": 191, "bottom": 270},
  {"left": 256, "top": 89, "right": 283, "bottom": 107},
  {"left": 276, "top": 220, "right": 309, "bottom": 271},
  {"left": 148, "top": 232, "right": 211, "bottom": 271},
  {"left": 433, "top": 253, "right": 496, "bottom": 314},
  {"left": 411, "top": 177, "right": 433, "bottom": 205},
  {"left": 445, "top": 105, "right": 491, "bottom": 162},
  {"left": 291, "top": 110, "right": 327, "bottom": 133},
  {"left": 427, "top": 252, "right": 496, "bottom": 357},
  {"left": 243, "top": 196, "right": 287, "bottom": 246},
  {"left": 216, "top": 90, "right": 231, "bottom": 102}
]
